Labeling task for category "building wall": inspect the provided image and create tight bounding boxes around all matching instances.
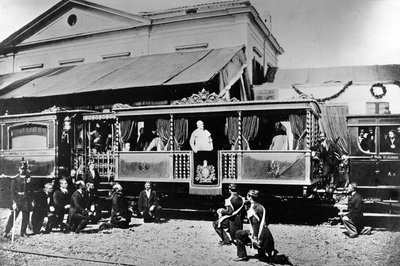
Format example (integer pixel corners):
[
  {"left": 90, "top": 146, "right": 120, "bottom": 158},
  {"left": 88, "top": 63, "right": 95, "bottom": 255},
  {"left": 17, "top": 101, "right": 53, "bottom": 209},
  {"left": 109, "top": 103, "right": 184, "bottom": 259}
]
[{"left": 0, "top": 12, "right": 279, "bottom": 81}]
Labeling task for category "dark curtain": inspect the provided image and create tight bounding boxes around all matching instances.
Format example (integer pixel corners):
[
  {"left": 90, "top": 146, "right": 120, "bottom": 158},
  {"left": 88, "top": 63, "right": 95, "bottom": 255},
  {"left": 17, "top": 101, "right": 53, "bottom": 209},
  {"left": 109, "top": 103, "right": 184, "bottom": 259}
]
[
  {"left": 173, "top": 118, "right": 188, "bottom": 150},
  {"left": 119, "top": 119, "right": 137, "bottom": 147},
  {"left": 319, "top": 104, "right": 349, "bottom": 154},
  {"left": 225, "top": 115, "right": 259, "bottom": 150},
  {"left": 156, "top": 119, "right": 170, "bottom": 144},
  {"left": 289, "top": 114, "right": 306, "bottom": 150}
]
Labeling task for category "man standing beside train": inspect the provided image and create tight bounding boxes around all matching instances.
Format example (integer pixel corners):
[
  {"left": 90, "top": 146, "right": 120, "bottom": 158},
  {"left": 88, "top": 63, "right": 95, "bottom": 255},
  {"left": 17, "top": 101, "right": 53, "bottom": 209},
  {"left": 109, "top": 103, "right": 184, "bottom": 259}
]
[
  {"left": 213, "top": 183, "right": 245, "bottom": 245},
  {"left": 312, "top": 132, "right": 342, "bottom": 188},
  {"left": 341, "top": 182, "right": 371, "bottom": 238},
  {"left": 3, "top": 163, "right": 34, "bottom": 238}
]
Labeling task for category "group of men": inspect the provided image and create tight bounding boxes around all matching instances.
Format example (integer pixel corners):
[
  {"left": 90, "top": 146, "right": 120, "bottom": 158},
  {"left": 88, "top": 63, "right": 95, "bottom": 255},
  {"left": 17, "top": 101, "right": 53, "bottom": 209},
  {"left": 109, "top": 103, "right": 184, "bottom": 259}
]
[{"left": 3, "top": 161, "right": 162, "bottom": 238}]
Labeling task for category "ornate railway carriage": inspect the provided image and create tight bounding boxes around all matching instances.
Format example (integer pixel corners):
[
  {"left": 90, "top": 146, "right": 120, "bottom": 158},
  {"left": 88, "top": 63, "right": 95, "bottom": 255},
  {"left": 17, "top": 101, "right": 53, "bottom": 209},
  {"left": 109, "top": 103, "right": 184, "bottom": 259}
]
[{"left": 102, "top": 91, "right": 323, "bottom": 200}]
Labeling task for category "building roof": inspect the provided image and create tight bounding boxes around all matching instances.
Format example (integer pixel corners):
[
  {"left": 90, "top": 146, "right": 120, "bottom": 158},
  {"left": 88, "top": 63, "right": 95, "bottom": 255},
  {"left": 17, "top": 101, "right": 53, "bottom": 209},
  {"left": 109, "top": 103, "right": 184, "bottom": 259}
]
[
  {"left": 273, "top": 64, "right": 400, "bottom": 85},
  {"left": 0, "top": 46, "right": 244, "bottom": 100}
]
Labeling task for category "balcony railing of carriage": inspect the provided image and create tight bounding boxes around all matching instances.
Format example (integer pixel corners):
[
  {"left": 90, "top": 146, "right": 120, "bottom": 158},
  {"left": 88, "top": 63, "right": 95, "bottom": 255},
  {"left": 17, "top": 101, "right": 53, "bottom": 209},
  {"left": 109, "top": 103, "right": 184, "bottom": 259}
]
[
  {"left": 173, "top": 151, "right": 191, "bottom": 179},
  {"left": 221, "top": 151, "right": 238, "bottom": 180}
]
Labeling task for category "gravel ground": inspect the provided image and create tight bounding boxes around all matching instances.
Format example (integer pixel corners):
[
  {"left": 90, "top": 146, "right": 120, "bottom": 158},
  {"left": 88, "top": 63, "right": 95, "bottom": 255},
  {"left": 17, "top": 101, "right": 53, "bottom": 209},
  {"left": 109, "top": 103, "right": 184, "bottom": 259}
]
[{"left": 1, "top": 208, "right": 400, "bottom": 266}]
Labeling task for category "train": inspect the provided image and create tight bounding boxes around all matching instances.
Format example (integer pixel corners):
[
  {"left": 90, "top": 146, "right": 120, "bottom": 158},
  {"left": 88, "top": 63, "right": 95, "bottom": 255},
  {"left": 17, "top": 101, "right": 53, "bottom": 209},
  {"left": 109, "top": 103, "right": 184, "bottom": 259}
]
[{"left": 0, "top": 90, "right": 399, "bottom": 214}]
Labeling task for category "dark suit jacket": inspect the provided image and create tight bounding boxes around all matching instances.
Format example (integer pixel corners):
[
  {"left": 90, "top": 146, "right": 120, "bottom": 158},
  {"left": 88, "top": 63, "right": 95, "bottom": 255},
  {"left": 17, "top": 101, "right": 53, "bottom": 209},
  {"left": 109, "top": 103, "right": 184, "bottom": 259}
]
[
  {"left": 10, "top": 175, "right": 34, "bottom": 211},
  {"left": 249, "top": 202, "right": 274, "bottom": 254},
  {"left": 138, "top": 189, "right": 159, "bottom": 212},
  {"left": 383, "top": 138, "right": 400, "bottom": 153},
  {"left": 33, "top": 190, "right": 54, "bottom": 215},
  {"left": 53, "top": 189, "right": 70, "bottom": 215},
  {"left": 69, "top": 190, "right": 87, "bottom": 218},
  {"left": 347, "top": 192, "right": 364, "bottom": 230},
  {"left": 84, "top": 169, "right": 100, "bottom": 190}
]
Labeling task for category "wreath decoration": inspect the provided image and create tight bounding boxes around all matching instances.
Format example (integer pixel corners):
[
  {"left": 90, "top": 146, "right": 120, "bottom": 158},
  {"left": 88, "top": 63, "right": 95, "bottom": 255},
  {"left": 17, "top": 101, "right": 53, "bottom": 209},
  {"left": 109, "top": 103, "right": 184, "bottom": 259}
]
[{"left": 370, "top": 83, "right": 386, "bottom": 99}]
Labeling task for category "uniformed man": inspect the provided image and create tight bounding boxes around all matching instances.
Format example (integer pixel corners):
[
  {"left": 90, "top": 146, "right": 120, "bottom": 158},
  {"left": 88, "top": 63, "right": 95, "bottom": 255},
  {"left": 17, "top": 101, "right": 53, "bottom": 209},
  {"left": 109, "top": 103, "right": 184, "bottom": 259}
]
[
  {"left": 3, "top": 162, "right": 34, "bottom": 238},
  {"left": 234, "top": 190, "right": 275, "bottom": 262},
  {"left": 189, "top": 120, "right": 213, "bottom": 153},
  {"left": 213, "top": 183, "right": 245, "bottom": 245}
]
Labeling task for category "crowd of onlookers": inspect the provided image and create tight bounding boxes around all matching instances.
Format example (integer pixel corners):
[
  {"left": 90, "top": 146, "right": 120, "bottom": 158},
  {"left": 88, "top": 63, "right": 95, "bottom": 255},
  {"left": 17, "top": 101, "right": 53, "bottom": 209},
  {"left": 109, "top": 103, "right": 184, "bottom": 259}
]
[{"left": 3, "top": 162, "right": 162, "bottom": 239}]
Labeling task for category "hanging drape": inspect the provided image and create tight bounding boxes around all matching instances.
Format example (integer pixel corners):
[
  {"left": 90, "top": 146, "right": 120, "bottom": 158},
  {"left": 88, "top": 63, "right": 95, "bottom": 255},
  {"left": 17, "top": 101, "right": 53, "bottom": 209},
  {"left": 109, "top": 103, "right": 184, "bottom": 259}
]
[
  {"left": 173, "top": 118, "right": 188, "bottom": 150},
  {"left": 225, "top": 115, "right": 259, "bottom": 150},
  {"left": 289, "top": 114, "right": 306, "bottom": 150},
  {"left": 219, "top": 49, "right": 249, "bottom": 97},
  {"left": 119, "top": 119, "right": 137, "bottom": 147},
  {"left": 319, "top": 104, "right": 349, "bottom": 154},
  {"left": 156, "top": 119, "right": 170, "bottom": 144}
]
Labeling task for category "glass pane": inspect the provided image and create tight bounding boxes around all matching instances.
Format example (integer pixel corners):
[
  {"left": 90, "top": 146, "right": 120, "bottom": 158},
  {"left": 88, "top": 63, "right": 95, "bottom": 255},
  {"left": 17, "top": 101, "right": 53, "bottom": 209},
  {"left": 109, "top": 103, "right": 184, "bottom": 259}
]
[{"left": 380, "top": 126, "right": 400, "bottom": 153}]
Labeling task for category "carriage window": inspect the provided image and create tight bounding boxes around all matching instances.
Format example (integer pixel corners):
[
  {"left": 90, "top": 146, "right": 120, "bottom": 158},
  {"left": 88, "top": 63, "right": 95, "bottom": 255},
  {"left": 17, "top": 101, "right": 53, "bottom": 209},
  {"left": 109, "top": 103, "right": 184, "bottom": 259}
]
[
  {"left": 380, "top": 126, "right": 400, "bottom": 153},
  {"left": 10, "top": 124, "right": 48, "bottom": 149},
  {"left": 357, "top": 127, "right": 375, "bottom": 153}
]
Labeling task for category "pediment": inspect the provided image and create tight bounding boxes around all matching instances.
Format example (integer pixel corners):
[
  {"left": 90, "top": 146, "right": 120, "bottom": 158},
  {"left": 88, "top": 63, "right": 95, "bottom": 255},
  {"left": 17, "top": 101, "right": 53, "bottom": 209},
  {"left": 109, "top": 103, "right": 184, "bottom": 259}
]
[{"left": 21, "top": 6, "right": 148, "bottom": 45}]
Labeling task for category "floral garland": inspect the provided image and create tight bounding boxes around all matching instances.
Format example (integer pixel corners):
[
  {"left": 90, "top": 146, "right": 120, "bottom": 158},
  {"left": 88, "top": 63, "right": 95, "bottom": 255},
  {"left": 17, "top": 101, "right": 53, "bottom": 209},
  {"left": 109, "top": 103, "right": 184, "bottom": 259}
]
[
  {"left": 292, "top": 81, "right": 353, "bottom": 102},
  {"left": 370, "top": 83, "right": 387, "bottom": 99}
]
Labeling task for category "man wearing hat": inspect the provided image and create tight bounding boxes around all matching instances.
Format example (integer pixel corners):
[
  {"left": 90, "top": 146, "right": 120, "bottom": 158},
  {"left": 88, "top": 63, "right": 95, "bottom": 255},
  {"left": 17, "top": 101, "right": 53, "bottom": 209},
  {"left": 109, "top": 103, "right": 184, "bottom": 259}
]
[
  {"left": 213, "top": 183, "right": 245, "bottom": 245},
  {"left": 234, "top": 190, "right": 275, "bottom": 262},
  {"left": 312, "top": 132, "right": 342, "bottom": 187},
  {"left": 110, "top": 183, "right": 131, "bottom": 228},
  {"left": 3, "top": 163, "right": 34, "bottom": 238}
]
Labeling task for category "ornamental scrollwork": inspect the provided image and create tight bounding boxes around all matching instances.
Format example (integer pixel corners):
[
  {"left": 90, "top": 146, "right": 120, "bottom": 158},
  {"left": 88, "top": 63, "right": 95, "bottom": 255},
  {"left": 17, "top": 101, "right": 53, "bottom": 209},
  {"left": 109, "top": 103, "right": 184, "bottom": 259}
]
[
  {"left": 42, "top": 105, "right": 66, "bottom": 113},
  {"left": 172, "top": 89, "right": 239, "bottom": 105}
]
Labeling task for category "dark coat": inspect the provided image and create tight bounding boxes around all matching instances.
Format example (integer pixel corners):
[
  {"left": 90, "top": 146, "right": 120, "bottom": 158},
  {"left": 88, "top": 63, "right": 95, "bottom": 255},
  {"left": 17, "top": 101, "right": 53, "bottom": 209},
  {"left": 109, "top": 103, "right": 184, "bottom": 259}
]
[
  {"left": 383, "top": 138, "right": 400, "bottom": 153},
  {"left": 10, "top": 175, "right": 34, "bottom": 211},
  {"left": 69, "top": 190, "right": 87, "bottom": 219},
  {"left": 32, "top": 190, "right": 54, "bottom": 215},
  {"left": 110, "top": 191, "right": 130, "bottom": 224},
  {"left": 53, "top": 189, "right": 70, "bottom": 215},
  {"left": 347, "top": 192, "right": 364, "bottom": 231},
  {"left": 312, "top": 140, "right": 342, "bottom": 167},
  {"left": 138, "top": 189, "right": 159, "bottom": 212},
  {"left": 84, "top": 169, "right": 100, "bottom": 191}
]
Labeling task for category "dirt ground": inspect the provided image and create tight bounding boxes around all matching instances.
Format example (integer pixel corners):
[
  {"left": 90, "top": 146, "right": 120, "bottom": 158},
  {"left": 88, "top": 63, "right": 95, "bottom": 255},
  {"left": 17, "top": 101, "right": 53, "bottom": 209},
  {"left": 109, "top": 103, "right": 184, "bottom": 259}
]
[{"left": 0, "top": 208, "right": 399, "bottom": 266}]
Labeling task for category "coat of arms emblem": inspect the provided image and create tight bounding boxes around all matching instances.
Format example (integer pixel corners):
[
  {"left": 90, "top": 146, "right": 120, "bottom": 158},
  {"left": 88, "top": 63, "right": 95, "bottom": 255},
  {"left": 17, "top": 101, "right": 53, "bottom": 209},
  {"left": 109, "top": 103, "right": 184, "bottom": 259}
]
[{"left": 195, "top": 160, "right": 216, "bottom": 183}]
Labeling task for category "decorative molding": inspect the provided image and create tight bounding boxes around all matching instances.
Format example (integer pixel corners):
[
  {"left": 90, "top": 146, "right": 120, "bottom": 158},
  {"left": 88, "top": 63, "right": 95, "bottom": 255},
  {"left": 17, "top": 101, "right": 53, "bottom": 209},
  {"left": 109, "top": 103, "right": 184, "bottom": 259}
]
[
  {"left": 20, "top": 63, "right": 44, "bottom": 71},
  {"left": 171, "top": 89, "right": 239, "bottom": 105},
  {"left": 175, "top": 43, "right": 208, "bottom": 51},
  {"left": 292, "top": 81, "right": 353, "bottom": 102},
  {"left": 102, "top": 52, "right": 131, "bottom": 60},
  {"left": 58, "top": 58, "right": 84, "bottom": 66},
  {"left": 112, "top": 103, "right": 132, "bottom": 110},
  {"left": 41, "top": 105, "right": 66, "bottom": 113}
]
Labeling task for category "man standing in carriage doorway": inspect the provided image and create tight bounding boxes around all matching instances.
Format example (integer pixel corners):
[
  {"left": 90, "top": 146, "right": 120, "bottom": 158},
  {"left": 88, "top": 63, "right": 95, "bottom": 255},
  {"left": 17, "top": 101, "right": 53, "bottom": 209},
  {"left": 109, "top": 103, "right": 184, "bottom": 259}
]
[
  {"left": 312, "top": 132, "right": 342, "bottom": 188},
  {"left": 190, "top": 120, "right": 213, "bottom": 153},
  {"left": 213, "top": 184, "right": 245, "bottom": 245}
]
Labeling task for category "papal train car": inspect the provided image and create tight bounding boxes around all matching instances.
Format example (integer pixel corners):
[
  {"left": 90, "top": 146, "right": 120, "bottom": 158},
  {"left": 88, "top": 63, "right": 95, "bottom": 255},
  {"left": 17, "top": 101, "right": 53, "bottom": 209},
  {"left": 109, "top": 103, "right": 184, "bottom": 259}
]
[{"left": 78, "top": 90, "right": 323, "bottom": 208}]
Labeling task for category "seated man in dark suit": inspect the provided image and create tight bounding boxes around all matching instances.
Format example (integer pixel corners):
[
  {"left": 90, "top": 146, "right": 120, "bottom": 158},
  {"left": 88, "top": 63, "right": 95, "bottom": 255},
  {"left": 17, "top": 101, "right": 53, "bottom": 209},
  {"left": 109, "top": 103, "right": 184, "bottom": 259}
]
[
  {"left": 138, "top": 181, "right": 162, "bottom": 223},
  {"left": 110, "top": 183, "right": 132, "bottom": 228},
  {"left": 31, "top": 183, "right": 56, "bottom": 234},
  {"left": 53, "top": 178, "right": 71, "bottom": 232},
  {"left": 68, "top": 181, "right": 90, "bottom": 233}
]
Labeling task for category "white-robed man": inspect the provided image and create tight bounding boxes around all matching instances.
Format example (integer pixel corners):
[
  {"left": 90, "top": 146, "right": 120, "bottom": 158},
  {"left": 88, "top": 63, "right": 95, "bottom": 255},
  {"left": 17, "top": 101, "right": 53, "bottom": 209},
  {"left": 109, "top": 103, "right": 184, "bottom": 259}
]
[
  {"left": 189, "top": 120, "right": 213, "bottom": 153},
  {"left": 234, "top": 190, "right": 275, "bottom": 262},
  {"left": 213, "top": 184, "right": 245, "bottom": 245}
]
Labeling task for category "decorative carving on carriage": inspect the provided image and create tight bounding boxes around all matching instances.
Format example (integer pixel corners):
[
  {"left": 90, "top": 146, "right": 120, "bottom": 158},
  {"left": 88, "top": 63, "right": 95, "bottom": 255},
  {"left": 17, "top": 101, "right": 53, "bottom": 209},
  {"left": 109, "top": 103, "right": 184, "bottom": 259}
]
[
  {"left": 112, "top": 103, "right": 133, "bottom": 110},
  {"left": 172, "top": 89, "right": 239, "bottom": 105},
  {"left": 41, "top": 105, "right": 66, "bottom": 113}
]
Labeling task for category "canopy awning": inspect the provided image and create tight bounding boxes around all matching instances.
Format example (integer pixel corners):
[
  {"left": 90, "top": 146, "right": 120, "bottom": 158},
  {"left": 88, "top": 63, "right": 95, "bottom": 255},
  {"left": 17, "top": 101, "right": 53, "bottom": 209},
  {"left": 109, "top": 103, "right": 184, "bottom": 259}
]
[{"left": 0, "top": 46, "right": 245, "bottom": 100}]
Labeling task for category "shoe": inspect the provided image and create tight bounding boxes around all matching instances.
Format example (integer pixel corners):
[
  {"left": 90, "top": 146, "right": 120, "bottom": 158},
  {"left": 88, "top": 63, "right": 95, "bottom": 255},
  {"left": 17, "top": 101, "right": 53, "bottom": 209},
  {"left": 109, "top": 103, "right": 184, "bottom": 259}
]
[
  {"left": 218, "top": 241, "right": 232, "bottom": 246},
  {"left": 234, "top": 257, "right": 248, "bottom": 262}
]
